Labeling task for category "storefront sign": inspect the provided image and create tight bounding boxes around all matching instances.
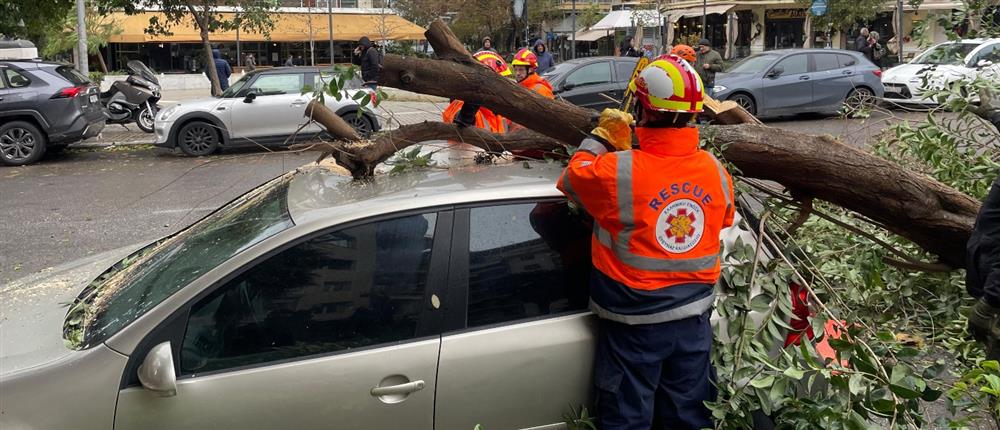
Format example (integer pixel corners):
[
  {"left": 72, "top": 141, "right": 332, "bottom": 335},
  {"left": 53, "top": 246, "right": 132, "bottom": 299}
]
[{"left": 767, "top": 9, "right": 808, "bottom": 20}]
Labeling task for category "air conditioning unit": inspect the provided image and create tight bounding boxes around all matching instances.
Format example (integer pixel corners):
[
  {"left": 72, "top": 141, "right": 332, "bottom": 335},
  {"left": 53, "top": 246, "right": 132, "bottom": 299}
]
[{"left": 0, "top": 39, "right": 39, "bottom": 60}]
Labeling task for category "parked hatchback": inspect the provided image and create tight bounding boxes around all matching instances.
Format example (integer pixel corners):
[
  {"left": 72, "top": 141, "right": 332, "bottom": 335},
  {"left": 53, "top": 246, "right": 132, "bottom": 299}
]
[
  {"left": 543, "top": 56, "right": 641, "bottom": 111},
  {"left": 154, "top": 67, "right": 380, "bottom": 156},
  {"left": 1, "top": 159, "right": 826, "bottom": 430},
  {"left": 881, "top": 39, "right": 1000, "bottom": 107},
  {"left": 0, "top": 59, "right": 106, "bottom": 166},
  {"left": 713, "top": 49, "right": 884, "bottom": 118}
]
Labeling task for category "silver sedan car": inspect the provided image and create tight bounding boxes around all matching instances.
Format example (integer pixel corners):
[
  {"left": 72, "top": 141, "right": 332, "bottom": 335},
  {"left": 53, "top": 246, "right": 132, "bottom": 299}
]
[{"left": 2, "top": 161, "right": 781, "bottom": 430}]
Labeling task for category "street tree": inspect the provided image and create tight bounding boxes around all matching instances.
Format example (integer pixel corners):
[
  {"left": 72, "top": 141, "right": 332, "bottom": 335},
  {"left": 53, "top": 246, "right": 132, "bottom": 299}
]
[
  {"left": 796, "top": 0, "right": 888, "bottom": 33},
  {"left": 0, "top": 0, "right": 75, "bottom": 41},
  {"left": 41, "top": 0, "right": 123, "bottom": 74},
  {"left": 106, "top": 0, "right": 279, "bottom": 96}
]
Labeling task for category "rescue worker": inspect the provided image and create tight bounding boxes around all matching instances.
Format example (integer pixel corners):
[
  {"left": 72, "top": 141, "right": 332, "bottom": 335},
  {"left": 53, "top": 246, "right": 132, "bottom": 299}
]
[
  {"left": 670, "top": 44, "right": 697, "bottom": 64},
  {"left": 511, "top": 48, "right": 554, "bottom": 99},
  {"left": 557, "top": 54, "right": 734, "bottom": 430},
  {"left": 442, "top": 50, "right": 511, "bottom": 133},
  {"left": 967, "top": 174, "right": 1000, "bottom": 360}
]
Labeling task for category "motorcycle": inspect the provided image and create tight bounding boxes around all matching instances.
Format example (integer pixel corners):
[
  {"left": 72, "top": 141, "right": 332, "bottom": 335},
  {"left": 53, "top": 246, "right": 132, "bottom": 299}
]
[{"left": 101, "top": 60, "right": 161, "bottom": 133}]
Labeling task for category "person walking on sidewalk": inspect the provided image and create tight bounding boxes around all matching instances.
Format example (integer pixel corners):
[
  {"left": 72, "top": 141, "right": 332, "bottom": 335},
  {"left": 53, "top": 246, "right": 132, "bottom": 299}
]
[
  {"left": 558, "top": 54, "right": 733, "bottom": 430},
  {"left": 206, "top": 48, "right": 232, "bottom": 92},
  {"left": 352, "top": 36, "right": 383, "bottom": 91},
  {"left": 695, "top": 39, "right": 723, "bottom": 97},
  {"left": 533, "top": 39, "right": 556, "bottom": 75},
  {"left": 284, "top": 54, "right": 295, "bottom": 67},
  {"left": 244, "top": 53, "right": 256, "bottom": 72}
]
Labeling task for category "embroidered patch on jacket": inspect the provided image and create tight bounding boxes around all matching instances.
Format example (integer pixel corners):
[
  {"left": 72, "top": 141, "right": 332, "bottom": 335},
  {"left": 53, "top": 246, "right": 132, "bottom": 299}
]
[{"left": 655, "top": 199, "right": 705, "bottom": 253}]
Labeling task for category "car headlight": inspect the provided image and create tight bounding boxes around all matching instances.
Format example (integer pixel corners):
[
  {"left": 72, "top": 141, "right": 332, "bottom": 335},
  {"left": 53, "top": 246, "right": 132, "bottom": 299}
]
[
  {"left": 158, "top": 105, "right": 179, "bottom": 121},
  {"left": 713, "top": 85, "right": 728, "bottom": 93}
]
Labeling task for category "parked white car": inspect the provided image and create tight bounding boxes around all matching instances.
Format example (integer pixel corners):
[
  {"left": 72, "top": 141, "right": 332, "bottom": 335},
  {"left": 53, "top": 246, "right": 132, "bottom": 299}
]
[
  {"left": 881, "top": 38, "right": 1000, "bottom": 106},
  {"left": 154, "top": 67, "right": 380, "bottom": 156}
]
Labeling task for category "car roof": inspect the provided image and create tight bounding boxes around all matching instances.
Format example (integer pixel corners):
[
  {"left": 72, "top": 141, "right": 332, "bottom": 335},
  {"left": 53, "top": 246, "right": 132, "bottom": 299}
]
[
  {"left": 559, "top": 56, "right": 637, "bottom": 66},
  {"left": 256, "top": 66, "right": 326, "bottom": 74},
  {"left": 285, "top": 161, "right": 565, "bottom": 226},
  {"left": 759, "top": 48, "right": 862, "bottom": 56},
  {"left": 0, "top": 59, "right": 64, "bottom": 68}
]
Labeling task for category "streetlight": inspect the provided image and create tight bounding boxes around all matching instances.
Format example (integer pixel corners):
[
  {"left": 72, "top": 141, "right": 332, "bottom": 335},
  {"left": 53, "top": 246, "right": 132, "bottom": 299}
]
[
  {"left": 701, "top": 0, "right": 707, "bottom": 39},
  {"left": 571, "top": 0, "right": 576, "bottom": 59}
]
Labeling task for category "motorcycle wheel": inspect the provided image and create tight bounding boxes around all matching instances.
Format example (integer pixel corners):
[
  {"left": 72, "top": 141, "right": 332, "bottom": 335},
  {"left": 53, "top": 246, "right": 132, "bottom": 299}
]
[{"left": 135, "top": 104, "right": 156, "bottom": 133}]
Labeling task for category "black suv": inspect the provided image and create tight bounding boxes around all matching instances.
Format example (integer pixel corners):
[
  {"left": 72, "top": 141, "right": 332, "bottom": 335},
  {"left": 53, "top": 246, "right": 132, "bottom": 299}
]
[
  {"left": 0, "top": 59, "right": 106, "bottom": 166},
  {"left": 542, "top": 56, "right": 641, "bottom": 111}
]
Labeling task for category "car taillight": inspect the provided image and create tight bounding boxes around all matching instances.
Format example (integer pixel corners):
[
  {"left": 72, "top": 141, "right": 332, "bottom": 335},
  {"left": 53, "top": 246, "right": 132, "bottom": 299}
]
[
  {"left": 51, "top": 85, "right": 87, "bottom": 99},
  {"left": 872, "top": 69, "right": 883, "bottom": 78}
]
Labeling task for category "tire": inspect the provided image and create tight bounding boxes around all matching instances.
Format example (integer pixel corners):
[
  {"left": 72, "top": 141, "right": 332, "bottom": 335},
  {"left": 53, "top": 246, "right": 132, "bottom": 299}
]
[
  {"left": 135, "top": 104, "right": 156, "bottom": 133},
  {"left": 177, "top": 121, "right": 220, "bottom": 156},
  {"left": 729, "top": 93, "right": 757, "bottom": 116},
  {"left": 0, "top": 121, "right": 47, "bottom": 166},
  {"left": 341, "top": 111, "right": 374, "bottom": 138},
  {"left": 843, "top": 87, "right": 875, "bottom": 116}
]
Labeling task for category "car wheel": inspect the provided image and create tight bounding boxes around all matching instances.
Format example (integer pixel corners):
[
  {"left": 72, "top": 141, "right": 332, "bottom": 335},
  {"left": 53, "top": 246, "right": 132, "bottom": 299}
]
[
  {"left": 0, "top": 121, "right": 47, "bottom": 166},
  {"left": 341, "top": 112, "right": 374, "bottom": 138},
  {"left": 729, "top": 93, "right": 757, "bottom": 116},
  {"left": 135, "top": 104, "right": 156, "bottom": 133},
  {"left": 177, "top": 121, "right": 220, "bottom": 156},
  {"left": 844, "top": 87, "right": 875, "bottom": 115}
]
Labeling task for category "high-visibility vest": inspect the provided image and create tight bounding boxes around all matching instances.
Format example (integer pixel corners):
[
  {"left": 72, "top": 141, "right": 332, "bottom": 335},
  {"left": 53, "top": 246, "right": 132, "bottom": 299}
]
[
  {"left": 557, "top": 127, "right": 735, "bottom": 324},
  {"left": 441, "top": 100, "right": 507, "bottom": 134}
]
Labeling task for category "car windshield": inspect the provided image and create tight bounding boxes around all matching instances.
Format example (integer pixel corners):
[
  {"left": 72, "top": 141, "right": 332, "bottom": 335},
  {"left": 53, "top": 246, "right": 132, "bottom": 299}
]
[
  {"left": 912, "top": 43, "right": 979, "bottom": 65},
  {"left": 63, "top": 173, "right": 296, "bottom": 349},
  {"left": 221, "top": 74, "right": 252, "bottom": 97},
  {"left": 542, "top": 62, "right": 575, "bottom": 80},
  {"left": 726, "top": 54, "right": 780, "bottom": 74}
]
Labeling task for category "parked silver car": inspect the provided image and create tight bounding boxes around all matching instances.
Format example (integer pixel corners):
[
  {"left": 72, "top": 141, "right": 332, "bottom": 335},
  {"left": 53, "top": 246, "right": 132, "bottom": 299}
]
[
  {"left": 2, "top": 161, "right": 793, "bottom": 430},
  {"left": 153, "top": 67, "right": 380, "bottom": 156},
  {"left": 713, "top": 49, "right": 884, "bottom": 118}
]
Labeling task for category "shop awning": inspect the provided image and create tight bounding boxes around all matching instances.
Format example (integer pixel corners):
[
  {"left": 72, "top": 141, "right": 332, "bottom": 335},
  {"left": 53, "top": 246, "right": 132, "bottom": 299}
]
[
  {"left": 665, "top": 4, "right": 735, "bottom": 23},
  {"left": 108, "top": 12, "right": 426, "bottom": 43},
  {"left": 572, "top": 28, "right": 611, "bottom": 42},
  {"left": 902, "top": 0, "right": 962, "bottom": 10},
  {"left": 590, "top": 10, "right": 664, "bottom": 31}
]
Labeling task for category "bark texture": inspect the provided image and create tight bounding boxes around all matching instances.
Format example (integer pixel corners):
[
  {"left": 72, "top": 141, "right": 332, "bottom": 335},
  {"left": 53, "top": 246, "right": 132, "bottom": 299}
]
[{"left": 304, "top": 18, "right": 981, "bottom": 268}]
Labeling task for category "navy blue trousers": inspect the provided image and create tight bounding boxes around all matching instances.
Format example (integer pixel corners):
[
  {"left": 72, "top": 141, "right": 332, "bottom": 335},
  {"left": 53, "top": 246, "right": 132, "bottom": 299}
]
[{"left": 594, "top": 313, "right": 716, "bottom": 430}]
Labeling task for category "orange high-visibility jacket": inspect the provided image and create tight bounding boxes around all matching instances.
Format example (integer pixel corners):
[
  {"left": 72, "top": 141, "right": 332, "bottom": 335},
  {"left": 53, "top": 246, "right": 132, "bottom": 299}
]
[
  {"left": 557, "top": 127, "right": 735, "bottom": 324},
  {"left": 519, "top": 73, "right": 554, "bottom": 99},
  {"left": 441, "top": 100, "right": 506, "bottom": 134}
]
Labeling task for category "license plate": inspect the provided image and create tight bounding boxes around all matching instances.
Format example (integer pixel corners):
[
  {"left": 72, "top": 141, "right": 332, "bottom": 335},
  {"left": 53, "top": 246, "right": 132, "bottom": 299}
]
[
  {"left": 885, "top": 86, "right": 902, "bottom": 93},
  {"left": 89, "top": 94, "right": 98, "bottom": 103}
]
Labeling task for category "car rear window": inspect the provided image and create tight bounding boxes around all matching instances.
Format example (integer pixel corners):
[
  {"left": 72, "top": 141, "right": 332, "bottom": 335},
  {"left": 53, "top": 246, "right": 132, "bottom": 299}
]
[{"left": 54, "top": 65, "right": 90, "bottom": 85}]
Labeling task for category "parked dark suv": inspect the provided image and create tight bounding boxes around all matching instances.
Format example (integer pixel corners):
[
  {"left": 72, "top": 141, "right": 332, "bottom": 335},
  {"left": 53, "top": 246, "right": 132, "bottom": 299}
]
[
  {"left": 542, "top": 56, "right": 641, "bottom": 111},
  {"left": 0, "top": 59, "right": 106, "bottom": 166}
]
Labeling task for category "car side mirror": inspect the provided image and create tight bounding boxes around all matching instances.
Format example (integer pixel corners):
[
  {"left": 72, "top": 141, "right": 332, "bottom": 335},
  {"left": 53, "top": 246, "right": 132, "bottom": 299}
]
[
  {"left": 561, "top": 82, "right": 576, "bottom": 92},
  {"left": 243, "top": 91, "right": 257, "bottom": 104},
  {"left": 767, "top": 68, "right": 783, "bottom": 78},
  {"left": 976, "top": 59, "right": 994, "bottom": 68},
  {"left": 138, "top": 341, "right": 177, "bottom": 397}
]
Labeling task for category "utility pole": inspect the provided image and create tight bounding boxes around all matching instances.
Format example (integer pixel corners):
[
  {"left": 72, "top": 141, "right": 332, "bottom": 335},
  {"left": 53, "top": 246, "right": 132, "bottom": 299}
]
[
  {"left": 328, "top": 0, "right": 335, "bottom": 64},
  {"left": 75, "top": 0, "right": 89, "bottom": 75},
  {"left": 571, "top": 0, "right": 576, "bottom": 59},
  {"left": 701, "top": 0, "right": 707, "bottom": 38},
  {"left": 897, "top": 0, "right": 904, "bottom": 63},
  {"left": 236, "top": 9, "right": 241, "bottom": 67}
]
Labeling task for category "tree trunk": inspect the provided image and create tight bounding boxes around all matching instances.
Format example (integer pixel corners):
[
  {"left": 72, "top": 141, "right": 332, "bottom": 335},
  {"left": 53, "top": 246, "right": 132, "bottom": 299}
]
[
  {"left": 96, "top": 50, "right": 109, "bottom": 74},
  {"left": 201, "top": 35, "right": 221, "bottom": 97},
  {"left": 306, "top": 18, "right": 982, "bottom": 268}
]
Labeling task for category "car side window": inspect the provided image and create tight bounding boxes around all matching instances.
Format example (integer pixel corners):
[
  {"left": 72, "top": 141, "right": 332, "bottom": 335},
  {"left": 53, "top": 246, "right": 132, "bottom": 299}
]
[
  {"left": 615, "top": 61, "right": 637, "bottom": 83},
  {"left": 0, "top": 69, "right": 7, "bottom": 89},
  {"left": 566, "top": 61, "right": 613, "bottom": 87},
  {"left": 465, "top": 202, "right": 591, "bottom": 328},
  {"left": 972, "top": 44, "right": 1000, "bottom": 65},
  {"left": 180, "top": 213, "right": 438, "bottom": 375},
  {"left": 772, "top": 54, "right": 809, "bottom": 75},
  {"left": 249, "top": 73, "right": 303, "bottom": 96},
  {"left": 837, "top": 54, "right": 858, "bottom": 68},
  {"left": 4, "top": 69, "right": 29, "bottom": 88},
  {"left": 813, "top": 53, "right": 841, "bottom": 72}
]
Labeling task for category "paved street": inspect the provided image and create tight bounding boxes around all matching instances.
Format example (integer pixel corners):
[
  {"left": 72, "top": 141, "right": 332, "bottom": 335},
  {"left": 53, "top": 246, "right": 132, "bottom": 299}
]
[{"left": 0, "top": 102, "right": 940, "bottom": 282}]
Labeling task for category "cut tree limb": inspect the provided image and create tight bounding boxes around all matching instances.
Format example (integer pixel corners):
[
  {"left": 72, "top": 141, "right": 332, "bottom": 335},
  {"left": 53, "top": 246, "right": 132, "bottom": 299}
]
[{"left": 304, "top": 18, "right": 981, "bottom": 268}]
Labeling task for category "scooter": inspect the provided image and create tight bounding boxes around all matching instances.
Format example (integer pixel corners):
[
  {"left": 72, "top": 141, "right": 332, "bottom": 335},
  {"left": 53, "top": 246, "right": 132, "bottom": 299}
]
[{"left": 101, "top": 60, "right": 161, "bottom": 133}]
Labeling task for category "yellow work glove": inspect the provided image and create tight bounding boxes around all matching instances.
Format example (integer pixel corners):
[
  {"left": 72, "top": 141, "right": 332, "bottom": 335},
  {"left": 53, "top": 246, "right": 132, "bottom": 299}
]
[{"left": 590, "top": 108, "right": 634, "bottom": 151}]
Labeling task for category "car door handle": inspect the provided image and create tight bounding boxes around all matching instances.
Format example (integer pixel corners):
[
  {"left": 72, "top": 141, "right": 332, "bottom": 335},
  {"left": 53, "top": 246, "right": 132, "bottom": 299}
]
[
  {"left": 370, "top": 380, "right": 426, "bottom": 397},
  {"left": 216, "top": 106, "right": 227, "bottom": 111},
  {"left": 799, "top": 75, "right": 810, "bottom": 80},
  {"left": 290, "top": 100, "right": 307, "bottom": 107}
]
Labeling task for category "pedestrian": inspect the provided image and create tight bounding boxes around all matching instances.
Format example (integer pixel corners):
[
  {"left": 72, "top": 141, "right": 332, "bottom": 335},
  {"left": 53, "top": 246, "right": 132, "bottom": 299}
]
[
  {"left": 855, "top": 27, "right": 870, "bottom": 52},
  {"left": 481, "top": 36, "right": 497, "bottom": 53},
  {"left": 967, "top": 174, "right": 1000, "bottom": 361},
  {"left": 557, "top": 55, "right": 733, "bottom": 430},
  {"left": 245, "top": 53, "right": 256, "bottom": 72},
  {"left": 695, "top": 39, "right": 723, "bottom": 97},
  {"left": 532, "top": 39, "right": 556, "bottom": 75},
  {"left": 205, "top": 48, "right": 232, "bottom": 93},
  {"left": 861, "top": 31, "right": 884, "bottom": 67},
  {"left": 619, "top": 36, "right": 641, "bottom": 58},
  {"left": 352, "top": 36, "right": 382, "bottom": 91},
  {"left": 284, "top": 54, "right": 294, "bottom": 67}
]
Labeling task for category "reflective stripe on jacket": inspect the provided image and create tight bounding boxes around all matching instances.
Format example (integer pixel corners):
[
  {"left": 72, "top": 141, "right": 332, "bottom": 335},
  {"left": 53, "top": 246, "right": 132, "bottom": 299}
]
[{"left": 557, "top": 127, "right": 735, "bottom": 324}]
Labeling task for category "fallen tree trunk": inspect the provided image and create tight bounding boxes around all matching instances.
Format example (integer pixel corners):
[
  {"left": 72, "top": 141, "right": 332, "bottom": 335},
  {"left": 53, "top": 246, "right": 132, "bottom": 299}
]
[{"left": 304, "top": 18, "right": 981, "bottom": 268}]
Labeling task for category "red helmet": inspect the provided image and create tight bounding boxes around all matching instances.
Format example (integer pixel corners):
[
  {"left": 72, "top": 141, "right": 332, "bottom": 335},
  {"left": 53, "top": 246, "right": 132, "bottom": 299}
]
[
  {"left": 473, "top": 50, "right": 512, "bottom": 77},
  {"left": 511, "top": 48, "right": 538, "bottom": 69},
  {"left": 628, "top": 54, "right": 704, "bottom": 113}
]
